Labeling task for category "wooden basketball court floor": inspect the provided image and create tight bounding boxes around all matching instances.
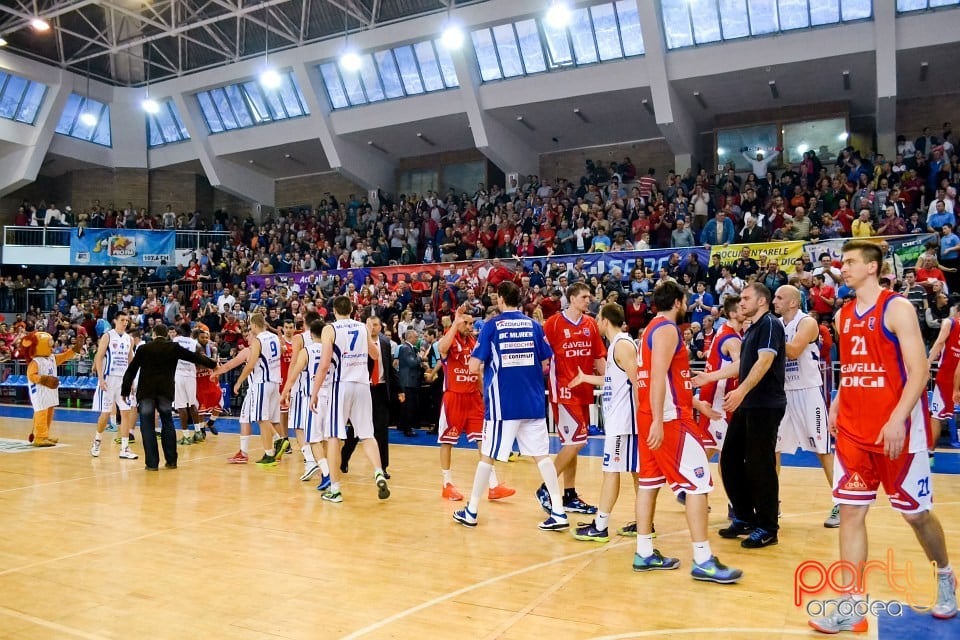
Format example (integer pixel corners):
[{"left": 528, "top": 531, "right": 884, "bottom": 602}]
[{"left": 0, "top": 406, "right": 958, "bottom": 640}]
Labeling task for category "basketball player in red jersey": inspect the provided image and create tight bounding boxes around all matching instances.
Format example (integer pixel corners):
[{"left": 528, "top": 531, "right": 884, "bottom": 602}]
[
  {"left": 276, "top": 319, "right": 295, "bottom": 456},
  {"left": 194, "top": 328, "right": 223, "bottom": 435},
  {"left": 926, "top": 304, "right": 960, "bottom": 467},
  {"left": 437, "top": 304, "right": 515, "bottom": 501},
  {"left": 632, "top": 280, "right": 741, "bottom": 583},
  {"left": 809, "top": 239, "right": 956, "bottom": 634},
  {"left": 540, "top": 282, "right": 606, "bottom": 514}
]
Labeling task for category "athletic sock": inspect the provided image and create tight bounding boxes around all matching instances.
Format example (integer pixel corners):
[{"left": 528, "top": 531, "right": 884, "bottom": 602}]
[
  {"left": 488, "top": 467, "right": 499, "bottom": 488},
  {"left": 239, "top": 436, "right": 250, "bottom": 454},
  {"left": 636, "top": 534, "right": 654, "bottom": 558},
  {"left": 442, "top": 469, "right": 453, "bottom": 486},
  {"left": 466, "top": 461, "right": 493, "bottom": 516},
  {"left": 318, "top": 458, "right": 330, "bottom": 475},
  {"left": 374, "top": 468, "right": 385, "bottom": 479},
  {"left": 331, "top": 482, "right": 341, "bottom": 493},
  {"left": 264, "top": 449, "right": 273, "bottom": 457},
  {"left": 537, "top": 459, "right": 564, "bottom": 516},
  {"left": 301, "top": 445, "right": 316, "bottom": 464},
  {"left": 938, "top": 564, "right": 954, "bottom": 576},
  {"left": 596, "top": 512, "right": 610, "bottom": 532},
  {"left": 121, "top": 437, "right": 129, "bottom": 450},
  {"left": 692, "top": 541, "right": 712, "bottom": 565}
]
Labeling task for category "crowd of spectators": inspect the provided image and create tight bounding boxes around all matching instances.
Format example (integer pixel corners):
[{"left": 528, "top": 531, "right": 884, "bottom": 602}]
[{"left": 2, "top": 125, "right": 959, "bottom": 384}]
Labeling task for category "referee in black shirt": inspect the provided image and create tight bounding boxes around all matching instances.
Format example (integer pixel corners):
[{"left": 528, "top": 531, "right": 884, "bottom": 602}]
[{"left": 716, "top": 283, "right": 786, "bottom": 548}]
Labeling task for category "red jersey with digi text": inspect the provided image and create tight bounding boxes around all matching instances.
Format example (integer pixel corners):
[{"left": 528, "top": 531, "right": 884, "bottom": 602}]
[
  {"left": 279, "top": 337, "right": 294, "bottom": 388},
  {"left": 637, "top": 315, "right": 694, "bottom": 422},
  {"left": 835, "top": 289, "right": 929, "bottom": 453},
  {"left": 698, "top": 321, "right": 741, "bottom": 420},
  {"left": 934, "top": 317, "right": 960, "bottom": 387},
  {"left": 544, "top": 311, "right": 607, "bottom": 406},
  {"left": 442, "top": 332, "right": 481, "bottom": 396}
]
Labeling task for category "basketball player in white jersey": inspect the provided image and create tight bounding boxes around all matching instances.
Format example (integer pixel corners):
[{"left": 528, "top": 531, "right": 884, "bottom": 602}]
[
  {"left": 281, "top": 315, "right": 331, "bottom": 485},
  {"left": 91, "top": 310, "right": 137, "bottom": 460},
  {"left": 173, "top": 327, "right": 203, "bottom": 445},
  {"left": 567, "top": 302, "right": 640, "bottom": 542},
  {"left": 234, "top": 312, "right": 286, "bottom": 466},
  {"left": 212, "top": 343, "right": 254, "bottom": 463},
  {"left": 772, "top": 285, "right": 838, "bottom": 528},
  {"left": 310, "top": 296, "right": 389, "bottom": 503}
]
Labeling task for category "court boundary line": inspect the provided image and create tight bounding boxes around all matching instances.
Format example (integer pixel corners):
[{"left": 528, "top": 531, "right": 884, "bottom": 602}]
[{"left": 0, "top": 605, "right": 109, "bottom": 640}]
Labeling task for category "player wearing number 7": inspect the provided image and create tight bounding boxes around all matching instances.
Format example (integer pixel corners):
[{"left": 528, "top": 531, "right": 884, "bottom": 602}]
[
  {"left": 309, "top": 296, "right": 389, "bottom": 503},
  {"left": 233, "top": 312, "right": 286, "bottom": 467},
  {"left": 809, "top": 239, "right": 956, "bottom": 634}
]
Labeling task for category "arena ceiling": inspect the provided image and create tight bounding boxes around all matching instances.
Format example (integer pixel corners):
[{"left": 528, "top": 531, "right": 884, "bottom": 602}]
[{"left": 0, "top": 0, "right": 481, "bottom": 86}]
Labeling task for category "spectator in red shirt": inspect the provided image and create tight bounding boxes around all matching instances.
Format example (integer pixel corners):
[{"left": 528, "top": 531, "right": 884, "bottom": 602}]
[
  {"left": 539, "top": 289, "right": 561, "bottom": 319},
  {"left": 809, "top": 274, "right": 836, "bottom": 317},
  {"left": 834, "top": 198, "right": 855, "bottom": 233},
  {"left": 916, "top": 254, "right": 948, "bottom": 290}
]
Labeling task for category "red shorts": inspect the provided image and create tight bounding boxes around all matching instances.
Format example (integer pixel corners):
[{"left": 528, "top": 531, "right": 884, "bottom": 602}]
[
  {"left": 438, "top": 392, "right": 484, "bottom": 444},
  {"left": 551, "top": 402, "right": 590, "bottom": 445},
  {"left": 930, "top": 377, "right": 954, "bottom": 422},
  {"left": 832, "top": 437, "right": 932, "bottom": 513},
  {"left": 636, "top": 414, "right": 713, "bottom": 495},
  {"left": 694, "top": 413, "right": 720, "bottom": 449},
  {"left": 196, "top": 377, "right": 222, "bottom": 415}
]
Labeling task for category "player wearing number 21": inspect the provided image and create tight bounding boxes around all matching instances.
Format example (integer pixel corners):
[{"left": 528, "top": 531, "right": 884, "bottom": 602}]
[{"left": 808, "top": 239, "right": 956, "bottom": 634}]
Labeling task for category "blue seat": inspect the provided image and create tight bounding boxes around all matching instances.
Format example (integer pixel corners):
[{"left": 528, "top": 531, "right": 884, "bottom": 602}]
[
  {"left": 60, "top": 376, "right": 79, "bottom": 390},
  {"left": 83, "top": 376, "right": 98, "bottom": 389},
  {"left": 11, "top": 375, "right": 27, "bottom": 387}
]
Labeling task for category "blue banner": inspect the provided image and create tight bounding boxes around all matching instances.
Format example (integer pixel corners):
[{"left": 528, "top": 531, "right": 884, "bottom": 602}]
[
  {"left": 70, "top": 229, "right": 175, "bottom": 267},
  {"left": 521, "top": 247, "right": 710, "bottom": 278}
]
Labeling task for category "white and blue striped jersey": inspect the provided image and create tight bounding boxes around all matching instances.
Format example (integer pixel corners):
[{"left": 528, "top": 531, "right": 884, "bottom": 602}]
[
  {"left": 295, "top": 329, "right": 315, "bottom": 395},
  {"left": 252, "top": 330, "right": 281, "bottom": 384},
  {"left": 331, "top": 319, "right": 369, "bottom": 384},
  {"left": 174, "top": 336, "right": 198, "bottom": 378},
  {"left": 472, "top": 310, "right": 553, "bottom": 421},
  {"left": 103, "top": 329, "right": 132, "bottom": 377},
  {"left": 602, "top": 332, "right": 638, "bottom": 437},
  {"left": 305, "top": 341, "right": 331, "bottom": 392}
]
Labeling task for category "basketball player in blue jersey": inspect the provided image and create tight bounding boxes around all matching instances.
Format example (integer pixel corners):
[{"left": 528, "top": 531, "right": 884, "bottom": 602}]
[
  {"left": 234, "top": 312, "right": 286, "bottom": 466},
  {"left": 310, "top": 296, "right": 389, "bottom": 503},
  {"left": 453, "top": 281, "right": 568, "bottom": 531}
]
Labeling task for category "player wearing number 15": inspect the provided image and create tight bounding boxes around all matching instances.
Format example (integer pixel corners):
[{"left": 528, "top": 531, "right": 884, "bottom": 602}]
[
  {"left": 233, "top": 312, "right": 285, "bottom": 466},
  {"left": 809, "top": 239, "right": 956, "bottom": 634}
]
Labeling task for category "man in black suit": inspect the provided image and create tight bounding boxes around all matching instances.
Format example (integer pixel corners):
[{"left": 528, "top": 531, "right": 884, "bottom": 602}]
[
  {"left": 341, "top": 315, "right": 400, "bottom": 476},
  {"left": 121, "top": 324, "right": 217, "bottom": 471},
  {"left": 397, "top": 329, "right": 423, "bottom": 437}
]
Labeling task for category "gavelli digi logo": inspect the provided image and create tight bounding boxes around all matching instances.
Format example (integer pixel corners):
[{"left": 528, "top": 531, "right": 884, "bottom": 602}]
[{"left": 794, "top": 549, "right": 938, "bottom": 617}]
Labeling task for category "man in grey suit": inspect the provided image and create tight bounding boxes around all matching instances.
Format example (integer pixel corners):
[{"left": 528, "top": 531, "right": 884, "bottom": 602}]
[
  {"left": 397, "top": 329, "right": 423, "bottom": 437},
  {"left": 341, "top": 316, "right": 399, "bottom": 476}
]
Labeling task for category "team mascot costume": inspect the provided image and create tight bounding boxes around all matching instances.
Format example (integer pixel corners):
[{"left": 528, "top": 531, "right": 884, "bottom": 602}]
[{"left": 21, "top": 331, "right": 82, "bottom": 447}]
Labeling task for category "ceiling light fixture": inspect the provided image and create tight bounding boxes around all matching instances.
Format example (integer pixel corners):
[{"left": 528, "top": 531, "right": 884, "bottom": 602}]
[
  {"left": 842, "top": 70, "right": 851, "bottom": 91},
  {"left": 142, "top": 46, "right": 160, "bottom": 114},
  {"left": 79, "top": 64, "right": 98, "bottom": 128},
  {"left": 338, "top": 3, "right": 363, "bottom": 72},
  {"left": 768, "top": 80, "right": 779, "bottom": 99},
  {"left": 0, "top": 36, "right": 8, "bottom": 47},
  {"left": 545, "top": 2, "right": 571, "bottom": 29},
  {"left": 920, "top": 61, "right": 928, "bottom": 81},
  {"left": 516, "top": 115, "right": 535, "bottom": 131},
  {"left": 368, "top": 140, "right": 388, "bottom": 153},
  {"left": 31, "top": 18, "right": 50, "bottom": 32},
  {"left": 573, "top": 108, "right": 589, "bottom": 124},
  {"left": 641, "top": 98, "right": 654, "bottom": 115},
  {"left": 693, "top": 92, "right": 707, "bottom": 109},
  {"left": 441, "top": 24, "right": 464, "bottom": 50},
  {"left": 416, "top": 132, "right": 436, "bottom": 146},
  {"left": 259, "top": 7, "right": 283, "bottom": 89}
]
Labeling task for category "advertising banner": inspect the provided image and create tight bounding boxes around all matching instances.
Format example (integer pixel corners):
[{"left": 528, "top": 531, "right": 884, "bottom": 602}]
[
  {"left": 709, "top": 241, "right": 806, "bottom": 274},
  {"left": 521, "top": 247, "right": 710, "bottom": 278},
  {"left": 70, "top": 229, "right": 175, "bottom": 267}
]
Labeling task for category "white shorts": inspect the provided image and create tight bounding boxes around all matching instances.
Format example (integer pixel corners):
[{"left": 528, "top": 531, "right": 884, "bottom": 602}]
[
  {"left": 248, "top": 382, "right": 281, "bottom": 424},
  {"left": 93, "top": 376, "right": 132, "bottom": 413},
  {"left": 173, "top": 376, "right": 198, "bottom": 410},
  {"left": 777, "top": 387, "right": 831, "bottom": 454},
  {"left": 291, "top": 390, "right": 325, "bottom": 444},
  {"left": 602, "top": 434, "right": 639, "bottom": 473},
  {"left": 480, "top": 418, "right": 550, "bottom": 462},
  {"left": 239, "top": 393, "right": 250, "bottom": 424},
  {"left": 326, "top": 381, "right": 373, "bottom": 441}
]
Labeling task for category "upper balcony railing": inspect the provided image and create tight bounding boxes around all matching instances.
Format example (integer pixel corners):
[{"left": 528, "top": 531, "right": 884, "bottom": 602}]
[{"left": 2, "top": 226, "right": 231, "bottom": 251}]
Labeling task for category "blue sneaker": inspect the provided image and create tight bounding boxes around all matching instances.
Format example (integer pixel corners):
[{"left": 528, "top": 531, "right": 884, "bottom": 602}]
[
  {"left": 563, "top": 496, "right": 598, "bottom": 514},
  {"left": 587, "top": 424, "right": 603, "bottom": 436},
  {"left": 453, "top": 508, "right": 478, "bottom": 528},
  {"left": 741, "top": 527, "right": 778, "bottom": 549},
  {"left": 535, "top": 484, "right": 552, "bottom": 515},
  {"left": 718, "top": 519, "right": 754, "bottom": 538},
  {"left": 538, "top": 512, "right": 570, "bottom": 531},
  {"left": 316, "top": 474, "right": 331, "bottom": 491},
  {"left": 676, "top": 491, "right": 686, "bottom": 505},
  {"left": 691, "top": 556, "right": 743, "bottom": 584},
  {"left": 632, "top": 550, "right": 680, "bottom": 571},
  {"left": 573, "top": 520, "right": 609, "bottom": 542}
]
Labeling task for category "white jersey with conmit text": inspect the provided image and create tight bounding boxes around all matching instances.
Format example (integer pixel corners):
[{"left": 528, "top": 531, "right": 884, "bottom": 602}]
[
  {"left": 252, "top": 330, "right": 282, "bottom": 384},
  {"left": 331, "top": 318, "right": 369, "bottom": 384},
  {"left": 305, "top": 341, "right": 332, "bottom": 392},
  {"left": 782, "top": 311, "right": 821, "bottom": 391},
  {"left": 103, "top": 329, "right": 132, "bottom": 377},
  {"left": 174, "top": 336, "right": 198, "bottom": 377},
  {"left": 602, "top": 332, "right": 639, "bottom": 436}
]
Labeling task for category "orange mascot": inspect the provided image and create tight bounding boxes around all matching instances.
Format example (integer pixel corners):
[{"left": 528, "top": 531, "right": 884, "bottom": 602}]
[{"left": 21, "top": 332, "right": 82, "bottom": 447}]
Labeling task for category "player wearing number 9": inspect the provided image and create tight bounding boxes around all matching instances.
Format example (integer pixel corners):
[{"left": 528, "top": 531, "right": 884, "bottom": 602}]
[{"left": 233, "top": 312, "right": 287, "bottom": 465}]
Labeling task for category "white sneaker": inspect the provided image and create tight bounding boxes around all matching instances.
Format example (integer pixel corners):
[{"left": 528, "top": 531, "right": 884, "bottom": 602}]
[
  {"left": 118, "top": 447, "right": 138, "bottom": 460},
  {"left": 300, "top": 463, "right": 320, "bottom": 482},
  {"left": 933, "top": 570, "right": 958, "bottom": 619},
  {"left": 90, "top": 438, "right": 101, "bottom": 457},
  {"left": 823, "top": 504, "right": 840, "bottom": 529}
]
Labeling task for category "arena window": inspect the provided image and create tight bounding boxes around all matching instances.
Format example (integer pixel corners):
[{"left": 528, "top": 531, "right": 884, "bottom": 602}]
[
  {"left": 54, "top": 93, "right": 111, "bottom": 146},
  {"left": 147, "top": 99, "right": 190, "bottom": 147},
  {"left": 194, "top": 71, "right": 309, "bottom": 134},
  {"left": 0, "top": 71, "right": 47, "bottom": 125}
]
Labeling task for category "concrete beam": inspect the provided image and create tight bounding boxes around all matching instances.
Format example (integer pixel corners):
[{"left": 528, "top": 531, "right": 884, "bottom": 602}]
[{"left": 874, "top": 0, "right": 898, "bottom": 159}]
